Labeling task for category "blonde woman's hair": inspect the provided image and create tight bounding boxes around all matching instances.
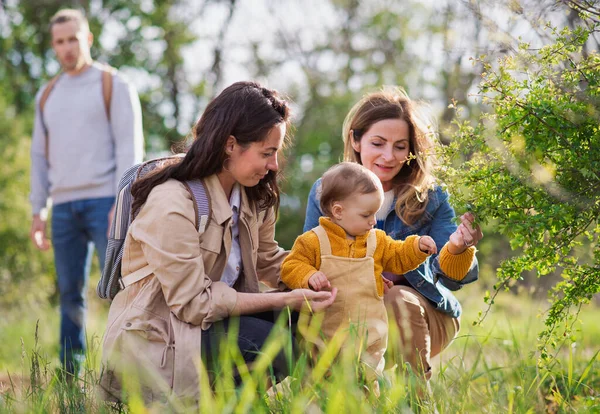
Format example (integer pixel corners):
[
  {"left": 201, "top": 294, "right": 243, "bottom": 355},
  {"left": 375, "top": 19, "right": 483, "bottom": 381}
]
[
  {"left": 342, "top": 86, "right": 439, "bottom": 225},
  {"left": 319, "top": 162, "right": 384, "bottom": 218}
]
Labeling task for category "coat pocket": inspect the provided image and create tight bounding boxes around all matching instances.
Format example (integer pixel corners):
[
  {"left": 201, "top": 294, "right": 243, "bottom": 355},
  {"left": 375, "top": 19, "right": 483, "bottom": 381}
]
[
  {"left": 200, "top": 223, "right": 223, "bottom": 254},
  {"left": 120, "top": 305, "right": 175, "bottom": 392},
  {"left": 123, "top": 304, "right": 170, "bottom": 343}
]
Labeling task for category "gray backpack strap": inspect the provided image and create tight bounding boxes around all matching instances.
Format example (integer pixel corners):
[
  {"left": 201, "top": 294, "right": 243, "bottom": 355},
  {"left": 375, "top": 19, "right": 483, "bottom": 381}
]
[
  {"left": 97, "top": 162, "right": 142, "bottom": 299},
  {"left": 97, "top": 155, "right": 185, "bottom": 300},
  {"left": 183, "top": 179, "right": 211, "bottom": 234},
  {"left": 117, "top": 179, "right": 210, "bottom": 294}
]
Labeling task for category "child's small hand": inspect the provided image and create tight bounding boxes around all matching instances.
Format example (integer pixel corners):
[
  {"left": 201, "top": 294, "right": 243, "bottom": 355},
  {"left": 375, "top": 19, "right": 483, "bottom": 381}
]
[
  {"left": 382, "top": 276, "right": 394, "bottom": 293},
  {"left": 418, "top": 236, "right": 437, "bottom": 255},
  {"left": 308, "top": 271, "right": 331, "bottom": 291}
]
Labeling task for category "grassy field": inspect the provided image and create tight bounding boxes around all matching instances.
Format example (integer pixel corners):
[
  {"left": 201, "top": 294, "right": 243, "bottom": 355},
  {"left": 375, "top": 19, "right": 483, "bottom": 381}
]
[{"left": 1, "top": 282, "right": 599, "bottom": 413}]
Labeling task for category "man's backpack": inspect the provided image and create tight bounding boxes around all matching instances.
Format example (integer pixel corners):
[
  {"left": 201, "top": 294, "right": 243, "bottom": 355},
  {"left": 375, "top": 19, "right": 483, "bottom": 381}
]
[
  {"left": 97, "top": 155, "right": 212, "bottom": 300},
  {"left": 39, "top": 64, "right": 115, "bottom": 162}
]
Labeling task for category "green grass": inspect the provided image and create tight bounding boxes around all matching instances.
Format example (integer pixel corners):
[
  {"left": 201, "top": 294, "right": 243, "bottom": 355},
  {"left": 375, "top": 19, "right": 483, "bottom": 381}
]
[{"left": 1, "top": 287, "right": 599, "bottom": 413}]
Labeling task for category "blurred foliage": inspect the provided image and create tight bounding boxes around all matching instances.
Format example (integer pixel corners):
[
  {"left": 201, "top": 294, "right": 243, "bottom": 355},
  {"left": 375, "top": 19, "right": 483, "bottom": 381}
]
[
  {"left": 0, "top": 94, "right": 55, "bottom": 309},
  {"left": 439, "top": 17, "right": 600, "bottom": 362},
  {"left": 276, "top": 0, "right": 464, "bottom": 246}
]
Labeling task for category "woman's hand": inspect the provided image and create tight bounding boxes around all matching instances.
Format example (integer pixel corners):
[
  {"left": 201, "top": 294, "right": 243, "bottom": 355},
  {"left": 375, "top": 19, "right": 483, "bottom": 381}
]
[
  {"left": 285, "top": 288, "right": 338, "bottom": 313},
  {"left": 447, "top": 212, "right": 484, "bottom": 254}
]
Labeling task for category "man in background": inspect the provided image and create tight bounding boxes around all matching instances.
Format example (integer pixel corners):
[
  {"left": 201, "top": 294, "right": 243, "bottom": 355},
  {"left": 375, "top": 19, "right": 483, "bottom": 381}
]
[{"left": 29, "top": 8, "right": 144, "bottom": 377}]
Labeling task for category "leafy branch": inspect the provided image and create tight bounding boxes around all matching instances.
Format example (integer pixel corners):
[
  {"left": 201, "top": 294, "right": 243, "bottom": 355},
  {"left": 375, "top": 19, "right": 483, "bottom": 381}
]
[{"left": 443, "top": 16, "right": 600, "bottom": 365}]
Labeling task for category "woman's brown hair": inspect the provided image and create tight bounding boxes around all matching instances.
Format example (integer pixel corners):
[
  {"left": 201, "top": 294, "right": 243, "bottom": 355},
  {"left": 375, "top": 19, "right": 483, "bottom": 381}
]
[
  {"left": 131, "top": 81, "right": 290, "bottom": 214},
  {"left": 342, "top": 87, "right": 439, "bottom": 225}
]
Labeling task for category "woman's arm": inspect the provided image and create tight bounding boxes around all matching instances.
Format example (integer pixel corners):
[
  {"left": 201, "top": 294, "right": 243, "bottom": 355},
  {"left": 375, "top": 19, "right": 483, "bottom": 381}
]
[
  {"left": 134, "top": 182, "right": 337, "bottom": 328},
  {"left": 303, "top": 179, "right": 323, "bottom": 232},
  {"left": 132, "top": 182, "right": 238, "bottom": 329},
  {"left": 427, "top": 189, "right": 480, "bottom": 287},
  {"left": 232, "top": 288, "right": 337, "bottom": 315},
  {"left": 425, "top": 188, "right": 457, "bottom": 252}
]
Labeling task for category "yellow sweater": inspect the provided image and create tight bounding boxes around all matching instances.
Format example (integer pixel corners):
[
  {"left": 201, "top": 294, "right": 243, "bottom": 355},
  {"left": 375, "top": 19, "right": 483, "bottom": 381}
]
[{"left": 282, "top": 217, "right": 432, "bottom": 295}]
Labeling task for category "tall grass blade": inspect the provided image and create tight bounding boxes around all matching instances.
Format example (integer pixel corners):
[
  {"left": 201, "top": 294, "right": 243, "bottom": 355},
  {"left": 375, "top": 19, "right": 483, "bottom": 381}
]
[{"left": 573, "top": 348, "right": 599, "bottom": 394}]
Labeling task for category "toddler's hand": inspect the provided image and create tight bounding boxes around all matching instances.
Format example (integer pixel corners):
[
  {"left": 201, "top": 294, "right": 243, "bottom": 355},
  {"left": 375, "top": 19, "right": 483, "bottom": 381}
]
[
  {"left": 308, "top": 271, "right": 331, "bottom": 291},
  {"left": 418, "top": 236, "right": 437, "bottom": 255},
  {"left": 382, "top": 276, "right": 394, "bottom": 293}
]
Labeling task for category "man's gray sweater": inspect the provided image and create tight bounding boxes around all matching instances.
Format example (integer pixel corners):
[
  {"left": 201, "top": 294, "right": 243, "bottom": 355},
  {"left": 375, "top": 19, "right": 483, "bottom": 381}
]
[{"left": 30, "top": 62, "right": 144, "bottom": 215}]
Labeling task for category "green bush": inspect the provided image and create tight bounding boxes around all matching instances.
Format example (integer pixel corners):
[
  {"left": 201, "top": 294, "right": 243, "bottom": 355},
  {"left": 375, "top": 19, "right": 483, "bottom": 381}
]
[{"left": 439, "top": 21, "right": 600, "bottom": 362}]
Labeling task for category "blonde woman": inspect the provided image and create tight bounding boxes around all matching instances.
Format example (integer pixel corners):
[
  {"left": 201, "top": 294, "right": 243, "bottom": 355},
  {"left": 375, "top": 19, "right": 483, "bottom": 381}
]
[{"left": 304, "top": 88, "right": 483, "bottom": 381}]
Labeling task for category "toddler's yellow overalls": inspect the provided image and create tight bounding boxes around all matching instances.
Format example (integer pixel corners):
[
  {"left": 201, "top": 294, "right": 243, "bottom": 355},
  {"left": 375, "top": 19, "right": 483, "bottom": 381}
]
[{"left": 309, "top": 225, "right": 388, "bottom": 381}]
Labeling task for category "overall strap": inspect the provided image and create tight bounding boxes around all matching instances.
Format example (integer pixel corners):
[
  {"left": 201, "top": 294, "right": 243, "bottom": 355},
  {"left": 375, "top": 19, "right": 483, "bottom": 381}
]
[
  {"left": 365, "top": 229, "right": 377, "bottom": 258},
  {"left": 312, "top": 225, "right": 332, "bottom": 256}
]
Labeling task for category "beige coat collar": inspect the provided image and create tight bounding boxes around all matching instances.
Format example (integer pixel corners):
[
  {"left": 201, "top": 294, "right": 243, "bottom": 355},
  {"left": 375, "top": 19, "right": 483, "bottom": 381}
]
[{"left": 204, "top": 175, "right": 254, "bottom": 225}]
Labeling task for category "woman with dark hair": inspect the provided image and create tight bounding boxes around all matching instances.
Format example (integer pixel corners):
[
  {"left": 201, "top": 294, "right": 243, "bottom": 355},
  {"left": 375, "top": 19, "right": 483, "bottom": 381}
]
[
  {"left": 100, "top": 81, "right": 336, "bottom": 403},
  {"left": 304, "top": 87, "right": 483, "bottom": 383}
]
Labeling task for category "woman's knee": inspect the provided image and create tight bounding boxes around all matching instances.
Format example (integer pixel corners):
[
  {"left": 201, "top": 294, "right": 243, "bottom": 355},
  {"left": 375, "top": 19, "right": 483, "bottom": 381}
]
[
  {"left": 385, "top": 286, "right": 429, "bottom": 360},
  {"left": 385, "top": 286, "right": 425, "bottom": 318},
  {"left": 236, "top": 316, "right": 293, "bottom": 379}
]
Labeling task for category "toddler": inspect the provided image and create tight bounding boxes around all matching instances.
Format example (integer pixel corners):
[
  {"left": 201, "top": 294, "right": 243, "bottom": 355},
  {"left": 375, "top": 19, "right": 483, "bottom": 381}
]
[{"left": 281, "top": 162, "right": 436, "bottom": 388}]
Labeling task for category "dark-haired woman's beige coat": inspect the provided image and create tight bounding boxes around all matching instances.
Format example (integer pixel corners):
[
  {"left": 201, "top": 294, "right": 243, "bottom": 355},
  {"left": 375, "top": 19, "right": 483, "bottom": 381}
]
[{"left": 99, "top": 176, "right": 287, "bottom": 403}]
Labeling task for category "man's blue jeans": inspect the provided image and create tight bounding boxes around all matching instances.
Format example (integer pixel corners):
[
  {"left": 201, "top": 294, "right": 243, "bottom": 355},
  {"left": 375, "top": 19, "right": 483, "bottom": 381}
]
[{"left": 51, "top": 196, "right": 114, "bottom": 373}]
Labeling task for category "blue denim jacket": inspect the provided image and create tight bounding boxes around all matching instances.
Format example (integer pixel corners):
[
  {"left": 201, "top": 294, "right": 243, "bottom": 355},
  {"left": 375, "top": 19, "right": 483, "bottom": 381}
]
[{"left": 304, "top": 179, "right": 479, "bottom": 318}]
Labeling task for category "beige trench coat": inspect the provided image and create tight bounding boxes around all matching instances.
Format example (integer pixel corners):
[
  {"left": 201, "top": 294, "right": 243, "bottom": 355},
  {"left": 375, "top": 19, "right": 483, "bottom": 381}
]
[{"left": 99, "top": 176, "right": 287, "bottom": 403}]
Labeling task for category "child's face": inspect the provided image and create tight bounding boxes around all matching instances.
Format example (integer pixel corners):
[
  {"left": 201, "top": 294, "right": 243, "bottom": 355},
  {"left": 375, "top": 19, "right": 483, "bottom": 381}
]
[{"left": 332, "top": 191, "right": 382, "bottom": 238}]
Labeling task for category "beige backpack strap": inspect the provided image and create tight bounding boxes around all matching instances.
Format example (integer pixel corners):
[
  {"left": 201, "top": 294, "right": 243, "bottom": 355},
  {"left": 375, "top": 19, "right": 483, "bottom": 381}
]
[
  {"left": 119, "top": 264, "right": 154, "bottom": 289},
  {"left": 39, "top": 74, "right": 62, "bottom": 161},
  {"left": 100, "top": 64, "right": 116, "bottom": 121},
  {"left": 312, "top": 225, "right": 332, "bottom": 256},
  {"left": 365, "top": 229, "right": 377, "bottom": 258}
]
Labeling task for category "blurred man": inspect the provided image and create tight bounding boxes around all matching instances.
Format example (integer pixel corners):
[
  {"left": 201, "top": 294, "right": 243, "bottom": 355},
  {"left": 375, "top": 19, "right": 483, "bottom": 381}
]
[{"left": 29, "top": 8, "right": 143, "bottom": 377}]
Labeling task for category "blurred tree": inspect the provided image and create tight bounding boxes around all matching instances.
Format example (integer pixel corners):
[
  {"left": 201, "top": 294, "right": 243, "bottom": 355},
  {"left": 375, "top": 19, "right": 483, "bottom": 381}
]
[
  {"left": 0, "top": 94, "right": 55, "bottom": 308},
  {"left": 0, "top": 2, "right": 60, "bottom": 308},
  {"left": 89, "top": 0, "right": 206, "bottom": 151},
  {"left": 267, "top": 0, "right": 446, "bottom": 248}
]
